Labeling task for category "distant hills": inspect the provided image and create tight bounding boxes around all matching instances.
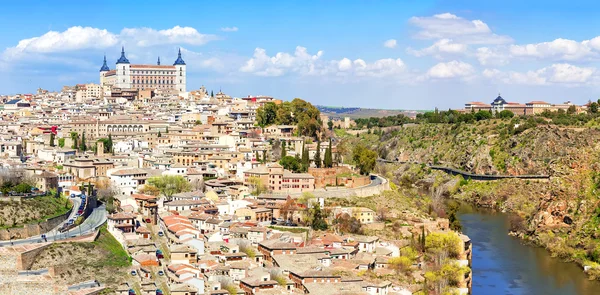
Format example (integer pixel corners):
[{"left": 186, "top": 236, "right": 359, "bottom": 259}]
[{"left": 316, "top": 105, "right": 424, "bottom": 119}]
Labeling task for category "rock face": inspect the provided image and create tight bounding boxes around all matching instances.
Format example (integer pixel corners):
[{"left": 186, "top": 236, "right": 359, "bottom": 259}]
[{"left": 371, "top": 123, "right": 600, "bottom": 272}]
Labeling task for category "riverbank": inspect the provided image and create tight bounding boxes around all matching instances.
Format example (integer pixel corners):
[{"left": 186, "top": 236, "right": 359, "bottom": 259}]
[{"left": 457, "top": 203, "right": 600, "bottom": 295}]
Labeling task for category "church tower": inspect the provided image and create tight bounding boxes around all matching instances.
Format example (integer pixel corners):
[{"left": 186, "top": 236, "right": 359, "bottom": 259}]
[
  {"left": 99, "top": 55, "right": 110, "bottom": 88},
  {"left": 115, "top": 46, "right": 131, "bottom": 89},
  {"left": 173, "top": 48, "right": 187, "bottom": 93}
]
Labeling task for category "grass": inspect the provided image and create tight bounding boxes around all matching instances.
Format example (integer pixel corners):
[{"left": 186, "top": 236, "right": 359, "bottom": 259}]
[{"left": 92, "top": 225, "right": 131, "bottom": 267}]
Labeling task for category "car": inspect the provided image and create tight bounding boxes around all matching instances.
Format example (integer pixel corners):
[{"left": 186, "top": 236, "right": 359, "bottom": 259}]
[
  {"left": 157, "top": 231, "right": 164, "bottom": 237},
  {"left": 145, "top": 218, "right": 151, "bottom": 223},
  {"left": 284, "top": 221, "right": 297, "bottom": 227},
  {"left": 77, "top": 210, "right": 83, "bottom": 215},
  {"left": 156, "top": 289, "right": 163, "bottom": 295},
  {"left": 270, "top": 220, "right": 277, "bottom": 225},
  {"left": 131, "top": 270, "right": 137, "bottom": 276},
  {"left": 157, "top": 270, "right": 164, "bottom": 276}
]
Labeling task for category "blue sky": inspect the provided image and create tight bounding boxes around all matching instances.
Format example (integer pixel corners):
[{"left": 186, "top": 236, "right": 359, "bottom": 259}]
[{"left": 2, "top": 0, "right": 600, "bottom": 110}]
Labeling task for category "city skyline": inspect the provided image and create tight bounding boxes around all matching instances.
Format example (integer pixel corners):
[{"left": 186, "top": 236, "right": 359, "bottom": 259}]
[{"left": 2, "top": 0, "right": 600, "bottom": 109}]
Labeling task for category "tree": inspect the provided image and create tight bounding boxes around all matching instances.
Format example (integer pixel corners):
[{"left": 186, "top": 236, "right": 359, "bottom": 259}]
[
  {"left": 262, "top": 150, "right": 267, "bottom": 163},
  {"left": 324, "top": 138, "right": 333, "bottom": 168},
  {"left": 80, "top": 132, "right": 87, "bottom": 151},
  {"left": 107, "top": 134, "right": 113, "bottom": 154},
  {"left": 279, "top": 156, "right": 302, "bottom": 173},
  {"left": 333, "top": 213, "right": 362, "bottom": 234},
  {"left": 158, "top": 130, "right": 162, "bottom": 137},
  {"left": 70, "top": 132, "right": 79, "bottom": 150},
  {"left": 301, "top": 141, "right": 309, "bottom": 172},
  {"left": 255, "top": 150, "right": 260, "bottom": 162},
  {"left": 307, "top": 202, "right": 328, "bottom": 230},
  {"left": 281, "top": 141, "right": 287, "bottom": 158},
  {"left": 497, "top": 110, "right": 514, "bottom": 119},
  {"left": 147, "top": 175, "right": 192, "bottom": 201},
  {"left": 138, "top": 184, "right": 161, "bottom": 196},
  {"left": 447, "top": 202, "right": 462, "bottom": 232},
  {"left": 388, "top": 256, "right": 412, "bottom": 275},
  {"left": 49, "top": 133, "right": 56, "bottom": 147},
  {"left": 314, "top": 139, "right": 322, "bottom": 168},
  {"left": 327, "top": 121, "right": 334, "bottom": 130},
  {"left": 211, "top": 90, "right": 214, "bottom": 97},
  {"left": 248, "top": 176, "right": 267, "bottom": 195},
  {"left": 591, "top": 102, "right": 599, "bottom": 113},
  {"left": 13, "top": 183, "right": 32, "bottom": 194},
  {"left": 352, "top": 144, "right": 377, "bottom": 175},
  {"left": 58, "top": 138, "right": 65, "bottom": 148},
  {"left": 475, "top": 110, "right": 493, "bottom": 121},
  {"left": 256, "top": 102, "right": 278, "bottom": 127}
]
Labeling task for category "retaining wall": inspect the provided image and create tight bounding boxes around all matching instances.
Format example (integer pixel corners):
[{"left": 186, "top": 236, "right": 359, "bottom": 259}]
[{"left": 0, "top": 202, "right": 72, "bottom": 241}]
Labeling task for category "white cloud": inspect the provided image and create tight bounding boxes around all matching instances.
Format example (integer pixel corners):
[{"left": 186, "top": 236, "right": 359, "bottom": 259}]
[
  {"left": 483, "top": 63, "right": 596, "bottom": 85},
  {"left": 409, "top": 13, "right": 512, "bottom": 44},
  {"left": 120, "top": 26, "right": 216, "bottom": 47},
  {"left": 384, "top": 39, "right": 397, "bottom": 48},
  {"left": 239, "top": 46, "right": 406, "bottom": 79},
  {"left": 475, "top": 47, "right": 510, "bottom": 66},
  {"left": 220, "top": 27, "right": 239, "bottom": 32},
  {"left": 239, "top": 46, "right": 324, "bottom": 76},
  {"left": 509, "top": 38, "right": 598, "bottom": 61},
  {"left": 3, "top": 27, "right": 118, "bottom": 58},
  {"left": 2, "top": 26, "right": 217, "bottom": 61},
  {"left": 426, "top": 60, "right": 474, "bottom": 78},
  {"left": 407, "top": 39, "right": 467, "bottom": 58}
]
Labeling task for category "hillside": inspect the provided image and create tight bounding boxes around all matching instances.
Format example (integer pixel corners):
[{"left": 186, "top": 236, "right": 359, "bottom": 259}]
[
  {"left": 0, "top": 195, "right": 71, "bottom": 229},
  {"left": 339, "top": 121, "right": 600, "bottom": 278},
  {"left": 30, "top": 226, "right": 130, "bottom": 292},
  {"left": 317, "top": 105, "right": 421, "bottom": 119}
]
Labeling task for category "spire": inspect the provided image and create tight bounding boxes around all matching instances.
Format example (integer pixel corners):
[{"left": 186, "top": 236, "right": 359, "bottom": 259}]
[
  {"left": 173, "top": 47, "right": 186, "bottom": 65},
  {"left": 157, "top": 56, "right": 161, "bottom": 65},
  {"left": 116, "top": 46, "right": 130, "bottom": 64},
  {"left": 99, "top": 54, "right": 110, "bottom": 72}
]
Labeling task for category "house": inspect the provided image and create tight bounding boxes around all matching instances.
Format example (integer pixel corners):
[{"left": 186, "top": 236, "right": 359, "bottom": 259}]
[{"left": 170, "top": 244, "right": 198, "bottom": 264}]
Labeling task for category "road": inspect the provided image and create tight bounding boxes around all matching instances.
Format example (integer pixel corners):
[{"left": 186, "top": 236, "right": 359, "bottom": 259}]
[
  {"left": 0, "top": 204, "right": 107, "bottom": 247},
  {"left": 44, "top": 196, "right": 81, "bottom": 236}
]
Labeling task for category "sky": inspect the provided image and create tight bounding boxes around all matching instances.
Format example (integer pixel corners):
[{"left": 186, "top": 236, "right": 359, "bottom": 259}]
[{"left": 2, "top": 0, "right": 600, "bottom": 110}]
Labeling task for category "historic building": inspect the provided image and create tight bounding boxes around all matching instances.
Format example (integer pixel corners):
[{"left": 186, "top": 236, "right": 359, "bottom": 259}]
[{"left": 100, "top": 47, "right": 187, "bottom": 94}]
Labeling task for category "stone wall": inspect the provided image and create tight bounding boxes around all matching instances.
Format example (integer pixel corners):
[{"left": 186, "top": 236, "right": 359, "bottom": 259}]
[
  {"left": 16, "top": 243, "right": 51, "bottom": 270},
  {"left": 0, "top": 205, "right": 72, "bottom": 241},
  {"left": 308, "top": 166, "right": 370, "bottom": 189},
  {"left": 285, "top": 175, "right": 389, "bottom": 199}
]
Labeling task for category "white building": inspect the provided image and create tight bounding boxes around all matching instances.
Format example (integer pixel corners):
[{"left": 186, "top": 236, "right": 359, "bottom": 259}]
[{"left": 100, "top": 47, "right": 187, "bottom": 94}]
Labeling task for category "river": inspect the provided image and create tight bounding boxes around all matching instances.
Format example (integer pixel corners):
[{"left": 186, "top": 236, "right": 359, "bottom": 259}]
[{"left": 457, "top": 204, "right": 600, "bottom": 295}]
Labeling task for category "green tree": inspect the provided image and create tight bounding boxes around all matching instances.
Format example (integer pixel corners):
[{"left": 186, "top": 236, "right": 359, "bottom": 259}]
[
  {"left": 80, "top": 132, "right": 87, "bottom": 151},
  {"left": 497, "top": 110, "right": 514, "bottom": 119},
  {"left": 324, "top": 138, "right": 333, "bottom": 168},
  {"left": 49, "top": 133, "right": 56, "bottom": 147},
  {"left": 447, "top": 202, "right": 462, "bottom": 232},
  {"left": 567, "top": 105, "right": 577, "bottom": 114},
  {"left": 352, "top": 144, "right": 377, "bottom": 175},
  {"left": 248, "top": 176, "right": 266, "bottom": 195},
  {"left": 279, "top": 156, "right": 302, "bottom": 173},
  {"left": 158, "top": 130, "right": 162, "bottom": 137},
  {"left": 262, "top": 150, "right": 267, "bottom": 163},
  {"left": 281, "top": 140, "right": 287, "bottom": 158},
  {"left": 256, "top": 102, "right": 278, "bottom": 127},
  {"left": 107, "top": 134, "right": 113, "bottom": 153},
  {"left": 14, "top": 183, "right": 32, "bottom": 194},
  {"left": 210, "top": 90, "right": 214, "bottom": 97},
  {"left": 307, "top": 203, "right": 328, "bottom": 230},
  {"left": 58, "top": 138, "right": 65, "bottom": 148},
  {"left": 475, "top": 110, "right": 493, "bottom": 121},
  {"left": 590, "top": 102, "right": 599, "bottom": 113},
  {"left": 314, "top": 139, "right": 322, "bottom": 168},
  {"left": 147, "top": 175, "right": 192, "bottom": 201},
  {"left": 327, "top": 120, "right": 333, "bottom": 130},
  {"left": 301, "top": 141, "right": 309, "bottom": 172},
  {"left": 70, "top": 132, "right": 79, "bottom": 150},
  {"left": 255, "top": 150, "right": 260, "bottom": 162}
]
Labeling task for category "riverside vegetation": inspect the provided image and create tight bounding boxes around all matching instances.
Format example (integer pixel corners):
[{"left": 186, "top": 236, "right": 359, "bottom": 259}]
[{"left": 338, "top": 113, "right": 600, "bottom": 280}]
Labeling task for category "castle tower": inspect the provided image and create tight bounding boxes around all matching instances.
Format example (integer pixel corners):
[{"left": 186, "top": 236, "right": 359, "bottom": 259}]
[
  {"left": 99, "top": 55, "right": 110, "bottom": 86},
  {"left": 157, "top": 56, "right": 161, "bottom": 65},
  {"left": 115, "top": 46, "right": 131, "bottom": 89},
  {"left": 173, "top": 48, "right": 187, "bottom": 93},
  {"left": 97, "top": 141, "right": 104, "bottom": 157}
]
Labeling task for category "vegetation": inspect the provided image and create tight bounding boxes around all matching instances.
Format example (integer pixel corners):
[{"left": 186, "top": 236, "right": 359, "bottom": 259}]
[
  {"left": 352, "top": 143, "right": 377, "bottom": 175},
  {"left": 305, "top": 203, "right": 329, "bottom": 230},
  {"left": 0, "top": 194, "right": 72, "bottom": 229},
  {"left": 248, "top": 176, "right": 267, "bottom": 195},
  {"left": 301, "top": 141, "right": 310, "bottom": 172},
  {"left": 256, "top": 98, "right": 323, "bottom": 137},
  {"left": 314, "top": 139, "right": 322, "bottom": 168},
  {"left": 279, "top": 156, "right": 302, "bottom": 173},
  {"left": 49, "top": 132, "right": 56, "bottom": 147},
  {"left": 324, "top": 138, "right": 333, "bottom": 168},
  {"left": 58, "top": 137, "right": 65, "bottom": 148},
  {"left": 146, "top": 175, "right": 191, "bottom": 200}
]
